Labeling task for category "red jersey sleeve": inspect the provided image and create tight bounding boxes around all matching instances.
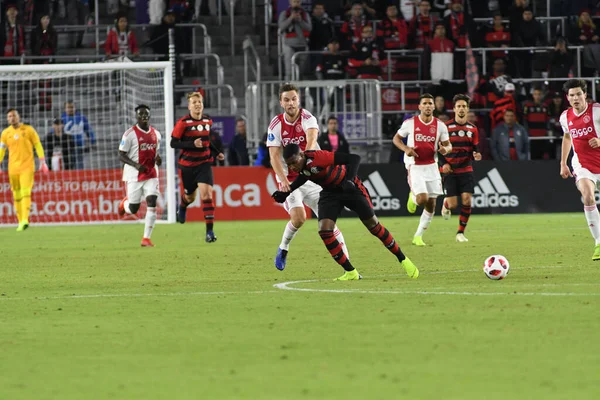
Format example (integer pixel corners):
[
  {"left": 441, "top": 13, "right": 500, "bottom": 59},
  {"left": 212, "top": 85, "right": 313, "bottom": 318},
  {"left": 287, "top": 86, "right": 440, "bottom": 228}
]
[
  {"left": 306, "top": 150, "right": 334, "bottom": 168},
  {"left": 172, "top": 118, "right": 185, "bottom": 139},
  {"left": 473, "top": 127, "right": 480, "bottom": 147}
]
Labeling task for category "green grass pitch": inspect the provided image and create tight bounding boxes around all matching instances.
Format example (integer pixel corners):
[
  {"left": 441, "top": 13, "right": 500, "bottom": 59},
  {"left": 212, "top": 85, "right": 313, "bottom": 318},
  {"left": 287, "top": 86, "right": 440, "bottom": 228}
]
[{"left": 1, "top": 213, "right": 599, "bottom": 400}]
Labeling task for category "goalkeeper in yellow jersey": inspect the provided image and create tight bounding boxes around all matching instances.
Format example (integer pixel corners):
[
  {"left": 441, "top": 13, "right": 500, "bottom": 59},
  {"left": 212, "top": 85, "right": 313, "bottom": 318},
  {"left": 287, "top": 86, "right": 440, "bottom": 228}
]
[{"left": 0, "top": 109, "right": 49, "bottom": 231}]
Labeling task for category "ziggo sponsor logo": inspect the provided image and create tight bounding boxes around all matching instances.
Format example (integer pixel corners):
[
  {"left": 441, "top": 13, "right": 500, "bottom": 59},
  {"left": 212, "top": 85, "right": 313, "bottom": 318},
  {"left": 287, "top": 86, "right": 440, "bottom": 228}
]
[
  {"left": 415, "top": 133, "right": 436, "bottom": 142},
  {"left": 570, "top": 126, "right": 594, "bottom": 139}
]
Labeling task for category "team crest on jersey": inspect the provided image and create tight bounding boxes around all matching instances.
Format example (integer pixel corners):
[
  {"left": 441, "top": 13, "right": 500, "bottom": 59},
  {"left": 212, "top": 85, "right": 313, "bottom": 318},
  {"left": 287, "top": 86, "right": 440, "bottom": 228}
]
[
  {"left": 13, "top": 134, "right": 19, "bottom": 139},
  {"left": 458, "top": 130, "right": 465, "bottom": 137},
  {"left": 295, "top": 124, "right": 302, "bottom": 132},
  {"left": 466, "top": 131, "right": 472, "bottom": 138},
  {"left": 584, "top": 115, "right": 591, "bottom": 124},
  {"left": 205, "top": 124, "right": 210, "bottom": 130},
  {"left": 429, "top": 126, "right": 436, "bottom": 134}
]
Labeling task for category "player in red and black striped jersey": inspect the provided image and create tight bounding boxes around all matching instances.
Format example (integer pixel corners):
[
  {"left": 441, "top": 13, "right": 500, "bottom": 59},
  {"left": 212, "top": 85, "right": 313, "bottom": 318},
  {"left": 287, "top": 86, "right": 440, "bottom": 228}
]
[
  {"left": 439, "top": 94, "right": 482, "bottom": 242},
  {"left": 271, "top": 143, "right": 419, "bottom": 281},
  {"left": 523, "top": 88, "right": 551, "bottom": 159},
  {"left": 170, "top": 92, "right": 224, "bottom": 243}
]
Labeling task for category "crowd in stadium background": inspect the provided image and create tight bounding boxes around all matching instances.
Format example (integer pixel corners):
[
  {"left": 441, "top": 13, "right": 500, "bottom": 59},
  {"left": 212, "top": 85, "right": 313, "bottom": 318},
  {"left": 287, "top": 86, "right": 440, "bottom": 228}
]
[{"left": 0, "top": 0, "right": 599, "bottom": 169}]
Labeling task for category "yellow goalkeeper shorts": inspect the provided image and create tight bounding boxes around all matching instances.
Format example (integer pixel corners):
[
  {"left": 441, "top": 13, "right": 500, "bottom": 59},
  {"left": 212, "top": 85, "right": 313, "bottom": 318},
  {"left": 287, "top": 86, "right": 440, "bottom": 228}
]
[{"left": 9, "top": 172, "right": 35, "bottom": 197}]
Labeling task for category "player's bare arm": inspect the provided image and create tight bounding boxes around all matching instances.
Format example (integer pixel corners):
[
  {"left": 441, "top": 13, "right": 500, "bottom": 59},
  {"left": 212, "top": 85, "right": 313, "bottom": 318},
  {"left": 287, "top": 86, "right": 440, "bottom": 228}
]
[
  {"left": 119, "top": 150, "right": 147, "bottom": 172},
  {"left": 306, "top": 127, "right": 319, "bottom": 150},
  {"left": 393, "top": 134, "right": 419, "bottom": 157},
  {"left": 560, "top": 133, "right": 573, "bottom": 179},
  {"left": 269, "top": 146, "right": 291, "bottom": 191},
  {"left": 439, "top": 140, "right": 452, "bottom": 156}
]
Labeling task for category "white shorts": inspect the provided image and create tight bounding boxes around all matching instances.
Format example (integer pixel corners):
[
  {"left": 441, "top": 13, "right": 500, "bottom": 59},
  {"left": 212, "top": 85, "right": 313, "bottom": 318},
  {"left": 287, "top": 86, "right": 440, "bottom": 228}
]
[
  {"left": 126, "top": 178, "right": 160, "bottom": 204},
  {"left": 574, "top": 168, "right": 600, "bottom": 189},
  {"left": 282, "top": 180, "right": 321, "bottom": 214},
  {"left": 407, "top": 163, "right": 443, "bottom": 198}
]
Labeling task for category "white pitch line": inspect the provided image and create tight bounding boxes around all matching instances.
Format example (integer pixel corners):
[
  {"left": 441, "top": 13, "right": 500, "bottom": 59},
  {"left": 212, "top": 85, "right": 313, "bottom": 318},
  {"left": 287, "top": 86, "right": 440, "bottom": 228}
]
[{"left": 0, "top": 290, "right": 280, "bottom": 301}]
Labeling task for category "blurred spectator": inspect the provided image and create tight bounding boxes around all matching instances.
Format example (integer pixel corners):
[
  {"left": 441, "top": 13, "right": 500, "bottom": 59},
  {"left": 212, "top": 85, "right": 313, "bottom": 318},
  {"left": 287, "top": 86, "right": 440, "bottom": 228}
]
[
  {"left": 62, "top": 101, "right": 96, "bottom": 169},
  {"left": 359, "top": 1, "right": 379, "bottom": 18},
  {"left": 485, "top": 13, "right": 511, "bottom": 61},
  {"left": 194, "top": 0, "right": 237, "bottom": 18},
  {"left": 279, "top": 0, "right": 312, "bottom": 80},
  {"left": 68, "top": 0, "right": 91, "bottom": 48},
  {"left": 444, "top": 0, "right": 472, "bottom": 49},
  {"left": 316, "top": 38, "right": 347, "bottom": 80},
  {"left": 548, "top": 37, "right": 573, "bottom": 80},
  {"left": 377, "top": 4, "right": 408, "bottom": 50},
  {"left": 429, "top": 23, "right": 454, "bottom": 81},
  {"left": 348, "top": 24, "right": 385, "bottom": 79},
  {"left": 433, "top": 95, "right": 447, "bottom": 117},
  {"left": 513, "top": 8, "right": 545, "bottom": 78},
  {"left": 318, "top": 117, "right": 350, "bottom": 153},
  {"left": 523, "top": 87, "right": 551, "bottom": 159},
  {"left": 432, "top": 0, "right": 449, "bottom": 17},
  {"left": 253, "top": 133, "right": 271, "bottom": 168},
  {"left": 509, "top": 0, "right": 528, "bottom": 35},
  {"left": 409, "top": 0, "right": 437, "bottom": 49},
  {"left": 548, "top": 91, "right": 566, "bottom": 158},
  {"left": 491, "top": 109, "right": 529, "bottom": 161},
  {"left": 491, "top": 82, "right": 519, "bottom": 128},
  {"left": 149, "top": 0, "right": 164, "bottom": 24},
  {"left": 478, "top": 58, "right": 513, "bottom": 107},
  {"left": 169, "top": 0, "right": 194, "bottom": 21},
  {"left": 310, "top": 2, "right": 335, "bottom": 51},
  {"left": 437, "top": 112, "right": 451, "bottom": 122},
  {"left": 340, "top": 2, "right": 369, "bottom": 50},
  {"left": 46, "top": 118, "right": 76, "bottom": 171},
  {"left": 105, "top": 15, "right": 139, "bottom": 58},
  {"left": 150, "top": 10, "right": 189, "bottom": 82},
  {"left": 228, "top": 119, "right": 250, "bottom": 166},
  {"left": 31, "top": 14, "right": 57, "bottom": 61},
  {"left": 468, "top": 111, "right": 491, "bottom": 160},
  {"left": 47, "top": 1, "right": 67, "bottom": 20},
  {"left": 573, "top": 10, "right": 599, "bottom": 44},
  {"left": 0, "top": 5, "right": 25, "bottom": 64}
]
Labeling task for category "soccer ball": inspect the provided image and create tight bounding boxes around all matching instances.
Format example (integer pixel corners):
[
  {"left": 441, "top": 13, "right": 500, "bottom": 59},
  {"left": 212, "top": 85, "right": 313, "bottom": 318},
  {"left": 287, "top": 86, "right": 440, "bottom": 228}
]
[{"left": 483, "top": 255, "right": 510, "bottom": 280}]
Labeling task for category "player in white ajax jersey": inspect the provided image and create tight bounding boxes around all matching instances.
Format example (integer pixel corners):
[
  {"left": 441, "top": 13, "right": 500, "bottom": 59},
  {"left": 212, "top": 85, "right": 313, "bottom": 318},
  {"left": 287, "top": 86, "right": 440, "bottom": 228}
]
[
  {"left": 117, "top": 105, "right": 162, "bottom": 247},
  {"left": 392, "top": 93, "right": 452, "bottom": 246},
  {"left": 559, "top": 79, "right": 600, "bottom": 260},
  {"left": 267, "top": 83, "right": 348, "bottom": 270}
]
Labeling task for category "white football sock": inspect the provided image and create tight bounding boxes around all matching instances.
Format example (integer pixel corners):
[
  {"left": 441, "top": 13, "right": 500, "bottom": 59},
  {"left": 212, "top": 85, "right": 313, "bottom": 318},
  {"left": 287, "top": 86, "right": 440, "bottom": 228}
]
[
  {"left": 584, "top": 205, "right": 600, "bottom": 245},
  {"left": 334, "top": 226, "right": 349, "bottom": 260},
  {"left": 415, "top": 210, "right": 434, "bottom": 237},
  {"left": 124, "top": 199, "right": 134, "bottom": 214},
  {"left": 279, "top": 221, "right": 299, "bottom": 251},
  {"left": 144, "top": 207, "right": 157, "bottom": 239}
]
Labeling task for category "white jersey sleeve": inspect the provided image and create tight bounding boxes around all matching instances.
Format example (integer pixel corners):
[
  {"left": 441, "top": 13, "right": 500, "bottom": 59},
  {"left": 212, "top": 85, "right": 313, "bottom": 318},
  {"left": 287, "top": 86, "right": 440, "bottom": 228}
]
[
  {"left": 119, "top": 129, "right": 134, "bottom": 153},
  {"left": 438, "top": 122, "right": 449, "bottom": 142},
  {"left": 155, "top": 129, "right": 162, "bottom": 151},
  {"left": 396, "top": 118, "right": 414, "bottom": 138},
  {"left": 301, "top": 113, "right": 319, "bottom": 132},
  {"left": 559, "top": 110, "right": 569, "bottom": 135},
  {"left": 266, "top": 116, "right": 282, "bottom": 148}
]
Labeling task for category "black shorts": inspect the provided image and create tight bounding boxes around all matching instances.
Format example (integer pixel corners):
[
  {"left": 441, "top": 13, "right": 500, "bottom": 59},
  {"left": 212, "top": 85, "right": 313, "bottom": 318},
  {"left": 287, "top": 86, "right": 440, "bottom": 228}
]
[
  {"left": 443, "top": 172, "right": 475, "bottom": 197},
  {"left": 317, "top": 179, "right": 375, "bottom": 222},
  {"left": 179, "top": 163, "right": 214, "bottom": 195}
]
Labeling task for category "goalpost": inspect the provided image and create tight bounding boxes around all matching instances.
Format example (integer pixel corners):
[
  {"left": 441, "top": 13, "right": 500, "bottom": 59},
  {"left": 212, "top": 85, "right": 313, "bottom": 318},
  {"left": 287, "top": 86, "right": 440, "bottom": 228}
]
[{"left": 0, "top": 62, "right": 176, "bottom": 225}]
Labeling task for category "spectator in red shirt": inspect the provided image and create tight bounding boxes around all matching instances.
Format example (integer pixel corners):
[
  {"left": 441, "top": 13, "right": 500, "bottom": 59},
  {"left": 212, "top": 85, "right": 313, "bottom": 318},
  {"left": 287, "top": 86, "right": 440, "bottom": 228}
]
[
  {"left": 522, "top": 87, "right": 551, "bottom": 159},
  {"left": 429, "top": 23, "right": 455, "bottom": 81},
  {"left": 105, "top": 15, "right": 140, "bottom": 58},
  {"left": 468, "top": 111, "right": 492, "bottom": 160},
  {"left": 409, "top": 0, "right": 437, "bottom": 49},
  {"left": 377, "top": 4, "right": 408, "bottom": 50},
  {"left": 444, "top": 0, "right": 471, "bottom": 49},
  {"left": 573, "top": 9, "right": 600, "bottom": 44},
  {"left": 31, "top": 14, "right": 57, "bottom": 62},
  {"left": 485, "top": 13, "right": 510, "bottom": 62},
  {"left": 490, "top": 82, "right": 519, "bottom": 129},
  {"left": 477, "top": 57, "right": 513, "bottom": 107}
]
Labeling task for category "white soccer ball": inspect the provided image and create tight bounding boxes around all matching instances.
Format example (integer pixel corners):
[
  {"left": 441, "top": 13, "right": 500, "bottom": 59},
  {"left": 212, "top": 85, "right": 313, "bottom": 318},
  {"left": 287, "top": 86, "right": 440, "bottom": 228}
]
[{"left": 483, "top": 255, "right": 510, "bottom": 280}]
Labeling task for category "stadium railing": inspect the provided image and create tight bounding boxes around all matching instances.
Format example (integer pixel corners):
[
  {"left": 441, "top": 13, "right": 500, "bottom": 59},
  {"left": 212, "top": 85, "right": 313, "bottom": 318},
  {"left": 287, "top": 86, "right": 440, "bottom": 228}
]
[
  {"left": 177, "top": 53, "right": 225, "bottom": 86},
  {"left": 243, "top": 36, "right": 262, "bottom": 87}
]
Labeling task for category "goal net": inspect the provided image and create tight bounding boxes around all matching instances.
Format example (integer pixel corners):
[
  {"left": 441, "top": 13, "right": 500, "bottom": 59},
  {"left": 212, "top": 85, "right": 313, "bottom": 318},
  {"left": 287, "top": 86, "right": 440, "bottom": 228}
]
[{"left": 0, "top": 62, "right": 176, "bottom": 225}]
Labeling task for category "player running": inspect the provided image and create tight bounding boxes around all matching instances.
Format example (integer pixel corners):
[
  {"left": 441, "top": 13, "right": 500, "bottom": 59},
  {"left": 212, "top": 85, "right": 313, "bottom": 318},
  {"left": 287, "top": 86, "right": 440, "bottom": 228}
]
[
  {"left": 559, "top": 78, "right": 600, "bottom": 260},
  {"left": 117, "top": 105, "right": 162, "bottom": 247},
  {"left": 0, "top": 109, "right": 49, "bottom": 231},
  {"left": 267, "top": 83, "right": 348, "bottom": 270},
  {"left": 393, "top": 93, "right": 452, "bottom": 246},
  {"left": 170, "top": 92, "right": 224, "bottom": 243},
  {"left": 271, "top": 144, "right": 419, "bottom": 281},
  {"left": 439, "top": 94, "right": 482, "bottom": 242}
]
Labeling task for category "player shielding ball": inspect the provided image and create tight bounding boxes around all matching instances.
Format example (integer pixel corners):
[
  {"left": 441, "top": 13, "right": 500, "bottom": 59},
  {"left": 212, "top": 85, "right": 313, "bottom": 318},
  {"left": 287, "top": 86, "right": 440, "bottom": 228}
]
[
  {"left": 393, "top": 94, "right": 452, "bottom": 246},
  {"left": 117, "top": 105, "right": 162, "bottom": 247},
  {"left": 170, "top": 92, "right": 224, "bottom": 243},
  {"left": 559, "top": 79, "right": 600, "bottom": 260},
  {"left": 267, "top": 83, "right": 348, "bottom": 270},
  {"left": 271, "top": 144, "right": 419, "bottom": 281},
  {"left": 0, "top": 109, "right": 49, "bottom": 231},
  {"left": 439, "top": 94, "right": 482, "bottom": 242}
]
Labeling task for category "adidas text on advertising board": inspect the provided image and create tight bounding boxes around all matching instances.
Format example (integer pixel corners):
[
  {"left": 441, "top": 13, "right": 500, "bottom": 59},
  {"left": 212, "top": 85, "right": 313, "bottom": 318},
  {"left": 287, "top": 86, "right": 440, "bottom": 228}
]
[
  {"left": 362, "top": 171, "right": 401, "bottom": 210},
  {"left": 472, "top": 168, "right": 519, "bottom": 208}
]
